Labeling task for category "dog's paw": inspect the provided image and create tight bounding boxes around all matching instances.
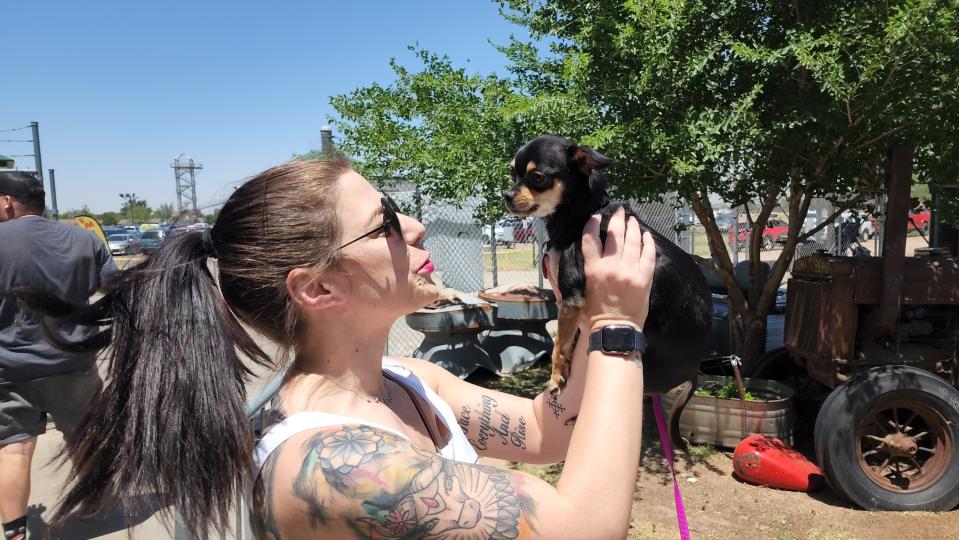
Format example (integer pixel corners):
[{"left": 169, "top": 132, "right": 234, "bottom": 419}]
[{"left": 547, "top": 373, "right": 567, "bottom": 396}]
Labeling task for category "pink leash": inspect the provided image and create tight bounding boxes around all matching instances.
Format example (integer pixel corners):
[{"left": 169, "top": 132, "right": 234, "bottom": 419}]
[{"left": 651, "top": 395, "right": 691, "bottom": 540}]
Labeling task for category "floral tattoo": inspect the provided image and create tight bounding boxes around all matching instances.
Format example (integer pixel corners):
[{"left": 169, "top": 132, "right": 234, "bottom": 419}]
[{"left": 260, "top": 424, "right": 538, "bottom": 539}]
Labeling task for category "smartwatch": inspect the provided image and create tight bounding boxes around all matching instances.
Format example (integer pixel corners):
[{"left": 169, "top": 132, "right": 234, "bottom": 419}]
[{"left": 587, "top": 324, "right": 647, "bottom": 356}]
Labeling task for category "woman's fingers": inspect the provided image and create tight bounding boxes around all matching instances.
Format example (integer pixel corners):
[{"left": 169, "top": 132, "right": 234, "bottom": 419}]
[
  {"left": 604, "top": 207, "right": 627, "bottom": 259},
  {"left": 638, "top": 231, "right": 656, "bottom": 286},
  {"left": 624, "top": 216, "right": 642, "bottom": 263},
  {"left": 581, "top": 214, "right": 602, "bottom": 267}
]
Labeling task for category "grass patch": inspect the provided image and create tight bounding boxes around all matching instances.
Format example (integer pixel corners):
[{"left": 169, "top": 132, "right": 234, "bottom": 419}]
[
  {"left": 508, "top": 461, "right": 564, "bottom": 486},
  {"left": 482, "top": 364, "right": 551, "bottom": 399},
  {"left": 482, "top": 244, "right": 539, "bottom": 271},
  {"left": 687, "top": 443, "right": 718, "bottom": 463}
]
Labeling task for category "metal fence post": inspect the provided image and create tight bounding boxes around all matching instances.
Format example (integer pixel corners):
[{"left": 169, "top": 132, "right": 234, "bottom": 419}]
[{"left": 490, "top": 223, "right": 498, "bottom": 288}]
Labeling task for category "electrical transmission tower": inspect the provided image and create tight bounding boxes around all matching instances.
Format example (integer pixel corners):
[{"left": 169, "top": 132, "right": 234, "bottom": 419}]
[{"left": 171, "top": 154, "right": 202, "bottom": 222}]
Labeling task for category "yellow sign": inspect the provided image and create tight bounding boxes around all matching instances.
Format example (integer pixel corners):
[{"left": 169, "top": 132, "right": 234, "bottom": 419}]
[{"left": 74, "top": 215, "right": 107, "bottom": 244}]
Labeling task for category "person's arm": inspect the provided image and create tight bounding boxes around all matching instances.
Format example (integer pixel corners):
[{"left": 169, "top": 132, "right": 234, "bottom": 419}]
[
  {"left": 410, "top": 211, "right": 652, "bottom": 467},
  {"left": 255, "top": 209, "right": 657, "bottom": 539},
  {"left": 397, "top": 332, "right": 590, "bottom": 464}
]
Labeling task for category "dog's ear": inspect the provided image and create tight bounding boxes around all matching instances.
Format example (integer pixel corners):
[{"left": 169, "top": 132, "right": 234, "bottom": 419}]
[{"left": 569, "top": 145, "right": 615, "bottom": 175}]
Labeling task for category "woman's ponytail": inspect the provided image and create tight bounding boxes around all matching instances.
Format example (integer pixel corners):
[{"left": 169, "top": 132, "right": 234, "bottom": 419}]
[{"left": 49, "top": 230, "right": 271, "bottom": 538}]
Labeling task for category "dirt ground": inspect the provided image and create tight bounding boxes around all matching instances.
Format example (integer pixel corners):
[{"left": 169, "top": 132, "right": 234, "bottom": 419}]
[
  {"left": 509, "top": 411, "right": 958, "bottom": 540},
  {"left": 487, "top": 369, "right": 958, "bottom": 540},
  {"left": 627, "top": 440, "right": 958, "bottom": 540}
]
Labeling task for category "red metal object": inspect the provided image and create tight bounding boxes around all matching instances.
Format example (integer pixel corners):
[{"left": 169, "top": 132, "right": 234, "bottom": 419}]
[{"left": 733, "top": 434, "right": 825, "bottom": 492}]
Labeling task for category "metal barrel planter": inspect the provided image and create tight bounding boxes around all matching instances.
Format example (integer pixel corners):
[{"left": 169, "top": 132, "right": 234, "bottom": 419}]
[
  {"left": 405, "top": 292, "right": 499, "bottom": 380},
  {"left": 478, "top": 286, "right": 557, "bottom": 373},
  {"left": 661, "top": 374, "right": 796, "bottom": 448}
]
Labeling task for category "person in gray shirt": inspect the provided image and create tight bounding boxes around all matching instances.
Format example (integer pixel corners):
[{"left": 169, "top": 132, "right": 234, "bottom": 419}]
[{"left": 0, "top": 171, "right": 115, "bottom": 540}]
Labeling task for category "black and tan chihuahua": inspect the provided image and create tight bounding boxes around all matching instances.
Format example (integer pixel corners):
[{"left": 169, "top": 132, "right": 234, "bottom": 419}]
[{"left": 504, "top": 135, "right": 713, "bottom": 395}]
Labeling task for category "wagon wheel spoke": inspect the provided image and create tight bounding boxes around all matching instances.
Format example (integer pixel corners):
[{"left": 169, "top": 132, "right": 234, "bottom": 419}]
[
  {"left": 864, "top": 434, "right": 886, "bottom": 443},
  {"left": 909, "top": 458, "right": 924, "bottom": 473},
  {"left": 902, "top": 411, "right": 918, "bottom": 433},
  {"left": 917, "top": 446, "right": 936, "bottom": 455},
  {"left": 862, "top": 448, "right": 881, "bottom": 457},
  {"left": 911, "top": 431, "right": 928, "bottom": 441},
  {"left": 875, "top": 457, "right": 891, "bottom": 474},
  {"left": 892, "top": 408, "right": 901, "bottom": 431}
]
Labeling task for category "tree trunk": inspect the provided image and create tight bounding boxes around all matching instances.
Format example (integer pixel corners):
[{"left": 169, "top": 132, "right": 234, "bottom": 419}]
[{"left": 741, "top": 312, "right": 768, "bottom": 371}]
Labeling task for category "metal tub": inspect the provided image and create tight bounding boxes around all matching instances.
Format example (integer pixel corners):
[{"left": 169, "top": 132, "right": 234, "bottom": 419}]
[{"left": 661, "top": 375, "right": 796, "bottom": 448}]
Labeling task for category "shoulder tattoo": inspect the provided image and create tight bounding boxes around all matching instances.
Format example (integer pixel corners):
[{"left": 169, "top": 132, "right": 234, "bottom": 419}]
[{"left": 290, "top": 425, "right": 539, "bottom": 539}]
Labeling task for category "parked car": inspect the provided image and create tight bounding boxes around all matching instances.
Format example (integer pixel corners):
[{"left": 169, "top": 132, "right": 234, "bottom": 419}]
[
  {"left": 483, "top": 220, "right": 515, "bottom": 248},
  {"left": 728, "top": 219, "right": 790, "bottom": 250},
  {"left": 908, "top": 207, "right": 931, "bottom": 233},
  {"left": 139, "top": 229, "right": 168, "bottom": 254},
  {"left": 107, "top": 233, "right": 141, "bottom": 256},
  {"left": 502, "top": 218, "right": 536, "bottom": 243}
]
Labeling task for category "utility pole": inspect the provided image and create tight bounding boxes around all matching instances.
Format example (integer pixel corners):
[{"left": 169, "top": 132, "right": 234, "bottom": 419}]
[
  {"left": 31, "top": 122, "right": 44, "bottom": 188},
  {"left": 48, "top": 168, "right": 59, "bottom": 220}
]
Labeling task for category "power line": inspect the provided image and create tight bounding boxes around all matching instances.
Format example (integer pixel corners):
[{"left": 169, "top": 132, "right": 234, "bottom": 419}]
[
  {"left": 2, "top": 154, "right": 35, "bottom": 158},
  {"left": 0, "top": 125, "right": 30, "bottom": 133},
  {"left": 0, "top": 139, "right": 32, "bottom": 143}
]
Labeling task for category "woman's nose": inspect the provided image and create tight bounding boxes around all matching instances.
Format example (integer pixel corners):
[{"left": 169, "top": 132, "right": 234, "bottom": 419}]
[{"left": 399, "top": 213, "right": 426, "bottom": 247}]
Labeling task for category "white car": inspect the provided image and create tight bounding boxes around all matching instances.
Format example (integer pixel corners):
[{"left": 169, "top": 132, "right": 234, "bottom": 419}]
[{"left": 482, "top": 221, "right": 515, "bottom": 248}]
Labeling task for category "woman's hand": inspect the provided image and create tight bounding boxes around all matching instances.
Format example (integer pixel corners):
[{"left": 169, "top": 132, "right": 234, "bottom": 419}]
[{"left": 581, "top": 207, "right": 656, "bottom": 332}]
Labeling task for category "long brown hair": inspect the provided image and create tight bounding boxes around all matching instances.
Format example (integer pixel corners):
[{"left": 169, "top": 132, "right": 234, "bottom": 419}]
[{"left": 25, "top": 156, "right": 350, "bottom": 538}]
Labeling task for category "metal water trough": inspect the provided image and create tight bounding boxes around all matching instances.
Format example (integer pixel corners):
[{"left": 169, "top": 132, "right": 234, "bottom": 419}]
[
  {"left": 661, "top": 374, "right": 796, "bottom": 448},
  {"left": 478, "top": 286, "right": 557, "bottom": 372},
  {"left": 405, "top": 292, "right": 499, "bottom": 379}
]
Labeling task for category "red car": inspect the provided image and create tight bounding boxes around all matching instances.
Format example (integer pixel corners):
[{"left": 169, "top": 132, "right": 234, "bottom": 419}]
[
  {"left": 908, "top": 208, "right": 931, "bottom": 233},
  {"left": 728, "top": 219, "right": 790, "bottom": 251}
]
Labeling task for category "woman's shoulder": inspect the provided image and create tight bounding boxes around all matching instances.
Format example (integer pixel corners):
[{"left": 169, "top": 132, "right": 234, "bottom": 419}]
[
  {"left": 251, "top": 422, "right": 543, "bottom": 540},
  {"left": 383, "top": 356, "right": 444, "bottom": 392}
]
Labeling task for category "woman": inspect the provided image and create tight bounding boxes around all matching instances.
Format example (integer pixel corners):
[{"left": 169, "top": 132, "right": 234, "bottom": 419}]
[{"left": 42, "top": 156, "right": 655, "bottom": 540}]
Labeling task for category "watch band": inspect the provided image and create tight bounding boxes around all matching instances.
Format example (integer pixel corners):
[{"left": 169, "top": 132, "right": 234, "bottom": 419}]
[{"left": 587, "top": 324, "right": 647, "bottom": 356}]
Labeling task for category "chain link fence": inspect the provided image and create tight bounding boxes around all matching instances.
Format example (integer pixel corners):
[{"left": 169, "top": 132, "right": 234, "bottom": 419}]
[{"left": 381, "top": 180, "right": 928, "bottom": 356}]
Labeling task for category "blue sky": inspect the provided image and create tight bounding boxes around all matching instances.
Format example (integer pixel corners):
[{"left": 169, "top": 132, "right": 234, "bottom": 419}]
[{"left": 1, "top": 1, "right": 526, "bottom": 214}]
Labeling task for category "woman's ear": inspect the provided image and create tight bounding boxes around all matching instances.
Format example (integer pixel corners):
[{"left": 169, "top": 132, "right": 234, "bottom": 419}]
[{"left": 286, "top": 267, "right": 345, "bottom": 312}]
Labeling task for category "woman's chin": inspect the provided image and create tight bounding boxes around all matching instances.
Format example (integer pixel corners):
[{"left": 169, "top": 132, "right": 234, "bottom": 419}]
[{"left": 413, "top": 278, "right": 440, "bottom": 307}]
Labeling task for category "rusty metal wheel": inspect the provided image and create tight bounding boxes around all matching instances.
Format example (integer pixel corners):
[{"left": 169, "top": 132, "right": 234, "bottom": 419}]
[
  {"left": 855, "top": 400, "right": 953, "bottom": 493},
  {"left": 815, "top": 366, "right": 959, "bottom": 511}
]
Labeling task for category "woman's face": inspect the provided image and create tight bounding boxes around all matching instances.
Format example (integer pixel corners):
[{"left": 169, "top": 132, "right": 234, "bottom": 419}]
[{"left": 333, "top": 170, "right": 439, "bottom": 317}]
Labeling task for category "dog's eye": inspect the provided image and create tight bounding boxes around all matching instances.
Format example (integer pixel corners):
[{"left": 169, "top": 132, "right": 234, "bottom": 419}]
[
  {"left": 507, "top": 164, "right": 515, "bottom": 176},
  {"left": 528, "top": 170, "right": 544, "bottom": 182}
]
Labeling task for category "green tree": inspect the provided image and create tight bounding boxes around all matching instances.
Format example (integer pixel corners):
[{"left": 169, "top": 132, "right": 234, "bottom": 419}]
[
  {"left": 328, "top": 48, "right": 597, "bottom": 223},
  {"left": 155, "top": 202, "right": 176, "bottom": 221},
  {"left": 500, "top": 0, "right": 959, "bottom": 363},
  {"left": 329, "top": 0, "right": 957, "bottom": 365},
  {"left": 58, "top": 204, "right": 91, "bottom": 220},
  {"left": 204, "top": 207, "right": 221, "bottom": 225},
  {"left": 98, "top": 212, "right": 120, "bottom": 226},
  {"left": 120, "top": 199, "right": 153, "bottom": 224}
]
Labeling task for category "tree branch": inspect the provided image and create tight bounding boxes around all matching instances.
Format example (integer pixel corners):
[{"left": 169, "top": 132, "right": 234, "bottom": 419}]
[
  {"left": 796, "top": 195, "right": 865, "bottom": 242},
  {"left": 850, "top": 124, "right": 913, "bottom": 153}
]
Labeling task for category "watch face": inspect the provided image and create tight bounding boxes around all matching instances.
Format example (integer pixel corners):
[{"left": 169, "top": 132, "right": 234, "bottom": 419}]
[{"left": 602, "top": 327, "right": 635, "bottom": 353}]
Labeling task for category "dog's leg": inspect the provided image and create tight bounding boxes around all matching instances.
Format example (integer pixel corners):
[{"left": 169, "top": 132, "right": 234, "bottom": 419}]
[{"left": 549, "top": 296, "right": 583, "bottom": 395}]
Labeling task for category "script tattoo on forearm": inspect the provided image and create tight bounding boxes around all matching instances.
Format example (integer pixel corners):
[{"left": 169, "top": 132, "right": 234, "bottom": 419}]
[
  {"left": 292, "top": 425, "right": 538, "bottom": 538},
  {"left": 458, "top": 394, "right": 528, "bottom": 451}
]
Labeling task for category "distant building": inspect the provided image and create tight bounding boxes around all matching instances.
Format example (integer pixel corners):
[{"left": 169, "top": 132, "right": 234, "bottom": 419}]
[{"left": 0, "top": 155, "right": 14, "bottom": 169}]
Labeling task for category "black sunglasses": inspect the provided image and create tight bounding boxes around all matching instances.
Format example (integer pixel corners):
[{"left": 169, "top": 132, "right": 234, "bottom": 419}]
[{"left": 337, "top": 193, "right": 402, "bottom": 250}]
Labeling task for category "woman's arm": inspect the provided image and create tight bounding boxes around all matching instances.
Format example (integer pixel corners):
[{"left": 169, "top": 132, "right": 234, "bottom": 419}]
[{"left": 398, "top": 330, "right": 591, "bottom": 464}]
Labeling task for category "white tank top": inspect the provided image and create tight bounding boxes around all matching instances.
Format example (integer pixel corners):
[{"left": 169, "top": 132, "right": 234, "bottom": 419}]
[{"left": 250, "top": 358, "right": 479, "bottom": 485}]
